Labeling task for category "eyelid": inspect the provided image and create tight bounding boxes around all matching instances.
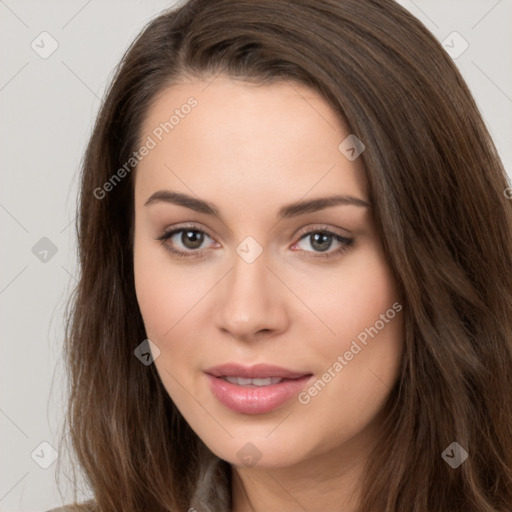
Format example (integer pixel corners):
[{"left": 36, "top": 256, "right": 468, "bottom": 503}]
[
  {"left": 294, "top": 223, "right": 352, "bottom": 240},
  {"left": 157, "top": 222, "right": 215, "bottom": 240},
  {"left": 156, "top": 223, "right": 350, "bottom": 244},
  {"left": 291, "top": 225, "right": 354, "bottom": 260},
  {"left": 155, "top": 222, "right": 218, "bottom": 250},
  {"left": 155, "top": 222, "right": 354, "bottom": 259}
]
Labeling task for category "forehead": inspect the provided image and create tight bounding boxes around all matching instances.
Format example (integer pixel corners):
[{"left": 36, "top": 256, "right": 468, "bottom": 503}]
[{"left": 135, "top": 76, "right": 368, "bottom": 208}]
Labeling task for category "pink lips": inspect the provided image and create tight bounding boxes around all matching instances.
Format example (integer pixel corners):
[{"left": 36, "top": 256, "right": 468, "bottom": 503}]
[{"left": 205, "top": 363, "right": 313, "bottom": 415}]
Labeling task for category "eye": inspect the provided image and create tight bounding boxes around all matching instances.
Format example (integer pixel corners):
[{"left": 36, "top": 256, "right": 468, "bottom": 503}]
[
  {"left": 292, "top": 227, "right": 354, "bottom": 260},
  {"left": 155, "top": 225, "right": 216, "bottom": 259},
  {"left": 155, "top": 224, "right": 354, "bottom": 261}
]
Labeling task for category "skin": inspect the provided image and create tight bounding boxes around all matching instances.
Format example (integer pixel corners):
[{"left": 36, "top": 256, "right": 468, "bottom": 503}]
[{"left": 133, "top": 75, "right": 404, "bottom": 512}]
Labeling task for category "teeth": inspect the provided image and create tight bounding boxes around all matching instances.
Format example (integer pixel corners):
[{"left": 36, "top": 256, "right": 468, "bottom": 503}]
[{"left": 223, "top": 376, "right": 283, "bottom": 386}]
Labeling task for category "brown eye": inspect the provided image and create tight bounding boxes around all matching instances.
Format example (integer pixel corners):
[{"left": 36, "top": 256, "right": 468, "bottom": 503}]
[
  {"left": 293, "top": 229, "right": 354, "bottom": 260},
  {"left": 179, "top": 229, "right": 205, "bottom": 250},
  {"left": 308, "top": 232, "right": 335, "bottom": 252},
  {"left": 156, "top": 226, "right": 215, "bottom": 258}
]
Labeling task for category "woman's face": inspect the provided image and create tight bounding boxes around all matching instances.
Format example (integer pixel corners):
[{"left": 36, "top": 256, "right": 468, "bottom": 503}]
[{"left": 133, "top": 75, "right": 404, "bottom": 469}]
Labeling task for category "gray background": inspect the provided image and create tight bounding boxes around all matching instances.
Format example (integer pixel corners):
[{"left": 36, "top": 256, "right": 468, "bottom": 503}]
[{"left": 0, "top": 1, "right": 511, "bottom": 510}]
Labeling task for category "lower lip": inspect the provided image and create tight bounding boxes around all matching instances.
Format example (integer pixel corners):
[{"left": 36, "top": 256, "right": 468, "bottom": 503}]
[{"left": 205, "top": 374, "right": 313, "bottom": 415}]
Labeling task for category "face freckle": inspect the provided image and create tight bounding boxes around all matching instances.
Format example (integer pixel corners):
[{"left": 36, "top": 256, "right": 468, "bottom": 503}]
[{"left": 132, "top": 74, "right": 404, "bottom": 477}]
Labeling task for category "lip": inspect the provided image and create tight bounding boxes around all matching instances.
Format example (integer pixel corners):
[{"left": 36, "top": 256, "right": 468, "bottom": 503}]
[
  {"left": 204, "top": 363, "right": 310, "bottom": 380},
  {"left": 204, "top": 363, "right": 313, "bottom": 415}
]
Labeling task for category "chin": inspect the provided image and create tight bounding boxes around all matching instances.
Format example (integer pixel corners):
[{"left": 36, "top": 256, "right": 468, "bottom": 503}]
[{"left": 197, "top": 428, "right": 314, "bottom": 469}]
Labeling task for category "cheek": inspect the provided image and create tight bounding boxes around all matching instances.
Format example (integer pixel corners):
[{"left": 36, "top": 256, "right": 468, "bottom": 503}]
[
  {"left": 302, "top": 244, "right": 402, "bottom": 360},
  {"left": 298, "top": 245, "right": 404, "bottom": 414},
  {"left": 133, "top": 236, "right": 217, "bottom": 369},
  {"left": 134, "top": 241, "right": 168, "bottom": 338},
  {"left": 133, "top": 236, "right": 191, "bottom": 341}
]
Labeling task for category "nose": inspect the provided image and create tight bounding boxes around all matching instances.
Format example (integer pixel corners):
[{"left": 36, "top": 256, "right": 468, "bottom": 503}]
[{"left": 214, "top": 249, "right": 289, "bottom": 342}]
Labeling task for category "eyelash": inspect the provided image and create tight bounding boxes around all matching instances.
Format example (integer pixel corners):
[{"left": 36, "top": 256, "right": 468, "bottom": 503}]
[{"left": 155, "top": 223, "right": 354, "bottom": 261}]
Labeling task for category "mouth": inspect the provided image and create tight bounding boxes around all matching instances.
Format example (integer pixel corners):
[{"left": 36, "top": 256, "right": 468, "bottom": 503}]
[
  {"left": 220, "top": 376, "right": 291, "bottom": 386},
  {"left": 204, "top": 363, "right": 313, "bottom": 414},
  {"left": 205, "top": 362, "right": 310, "bottom": 380}
]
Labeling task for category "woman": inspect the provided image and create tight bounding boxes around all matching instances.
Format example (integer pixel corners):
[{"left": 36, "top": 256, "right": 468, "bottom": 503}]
[{"left": 51, "top": 0, "right": 512, "bottom": 511}]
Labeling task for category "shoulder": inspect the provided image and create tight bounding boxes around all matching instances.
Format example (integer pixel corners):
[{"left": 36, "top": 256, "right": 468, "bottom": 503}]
[
  {"left": 45, "top": 499, "right": 97, "bottom": 512},
  {"left": 46, "top": 507, "right": 89, "bottom": 512}
]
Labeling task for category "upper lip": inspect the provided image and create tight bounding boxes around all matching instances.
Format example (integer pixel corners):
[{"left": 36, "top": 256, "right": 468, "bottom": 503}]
[{"left": 205, "top": 363, "right": 311, "bottom": 379}]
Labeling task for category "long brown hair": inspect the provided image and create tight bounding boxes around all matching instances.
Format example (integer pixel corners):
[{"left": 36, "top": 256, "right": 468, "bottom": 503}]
[{"left": 55, "top": 0, "right": 512, "bottom": 510}]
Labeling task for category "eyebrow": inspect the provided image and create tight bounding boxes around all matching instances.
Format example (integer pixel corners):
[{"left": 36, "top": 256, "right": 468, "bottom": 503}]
[{"left": 144, "top": 190, "right": 371, "bottom": 219}]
